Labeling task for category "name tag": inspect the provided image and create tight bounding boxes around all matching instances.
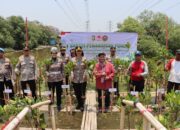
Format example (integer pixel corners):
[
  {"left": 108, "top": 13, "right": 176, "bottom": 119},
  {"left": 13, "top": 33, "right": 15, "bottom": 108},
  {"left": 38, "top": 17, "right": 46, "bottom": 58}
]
[
  {"left": 175, "top": 90, "right": 180, "bottom": 93},
  {"left": 158, "top": 88, "right": 165, "bottom": 94},
  {"left": 4, "top": 89, "right": 12, "bottom": 93},
  {"left": 109, "top": 88, "right": 117, "bottom": 92},
  {"left": 62, "top": 85, "right": 70, "bottom": 89},
  {"left": 130, "top": 91, "right": 138, "bottom": 96},
  {"left": 24, "top": 89, "right": 31, "bottom": 94},
  {"left": 45, "top": 91, "right": 51, "bottom": 96}
]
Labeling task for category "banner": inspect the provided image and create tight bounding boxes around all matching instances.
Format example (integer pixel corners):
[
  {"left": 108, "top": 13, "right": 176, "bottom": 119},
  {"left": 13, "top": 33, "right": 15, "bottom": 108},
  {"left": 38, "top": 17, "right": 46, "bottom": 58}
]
[{"left": 61, "top": 32, "right": 138, "bottom": 60}]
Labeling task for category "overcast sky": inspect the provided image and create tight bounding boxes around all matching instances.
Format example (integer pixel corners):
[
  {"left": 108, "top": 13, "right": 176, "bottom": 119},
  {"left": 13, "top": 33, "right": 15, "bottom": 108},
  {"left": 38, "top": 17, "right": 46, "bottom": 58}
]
[{"left": 0, "top": 0, "right": 180, "bottom": 32}]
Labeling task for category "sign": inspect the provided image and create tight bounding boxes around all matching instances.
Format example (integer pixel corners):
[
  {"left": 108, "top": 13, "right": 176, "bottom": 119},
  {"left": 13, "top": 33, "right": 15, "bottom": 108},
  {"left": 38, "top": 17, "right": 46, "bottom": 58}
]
[
  {"left": 45, "top": 91, "right": 51, "bottom": 96},
  {"left": 4, "top": 89, "right": 12, "bottom": 93},
  {"left": 158, "top": 88, "right": 165, "bottom": 94},
  {"left": 61, "top": 32, "right": 138, "bottom": 60},
  {"left": 24, "top": 89, "right": 31, "bottom": 94},
  {"left": 130, "top": 91, "right": 138, "bottom": 96},
  {"left": 109, "top": 88, "right": 117, "bottom": 92},
  {"left": 62, "top": 85, "right": 70, "bottom": 89},
  {"left": 49, "top": 38, "right": 56, "bottom": 45}
]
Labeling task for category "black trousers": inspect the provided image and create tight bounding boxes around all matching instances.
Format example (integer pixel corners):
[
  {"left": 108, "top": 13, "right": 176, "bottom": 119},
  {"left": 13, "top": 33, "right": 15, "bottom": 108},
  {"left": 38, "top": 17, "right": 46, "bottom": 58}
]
[
  {"left": 73, "top": 82, "right": 87, "bottom": 108},
  {"left": 130, "top": 80, "right": 145, "bottom": 92},
  {"left": 113, "top": 80, "right": 119, "bottom": 96},
  {"left": 48, "top": 81, "right": 63, "bottom": 107},
  {"left": 21, "top": 80, "right": 36, "bottom": 98},
  {"left": 0, "top": 80, "right": 14, "bottom": 106},
  {"left": 167, "top": 81, "right": 180, "bottom": 93},
  {"left": 97, "top": 89, "right": 110, "bottom": 108}
]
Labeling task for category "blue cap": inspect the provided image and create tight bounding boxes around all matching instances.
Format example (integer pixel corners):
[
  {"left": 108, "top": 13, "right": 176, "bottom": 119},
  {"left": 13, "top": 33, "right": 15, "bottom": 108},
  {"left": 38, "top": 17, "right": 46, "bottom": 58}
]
[
  {"left": 135, "top": 51, "right": 142, "bottom": 56},
  {"left": 0, "top": 48, "right": 4, "bottom": 53}
]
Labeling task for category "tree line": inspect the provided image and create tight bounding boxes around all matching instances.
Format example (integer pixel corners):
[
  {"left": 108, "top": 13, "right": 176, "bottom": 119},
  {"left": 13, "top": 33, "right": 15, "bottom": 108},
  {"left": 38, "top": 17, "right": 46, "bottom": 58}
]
[
  {"left": 0, "top": 16, "right": 58, "bottom": 50},
  {"left": 117, "top": 10, "right": 180, "bottom": 57}
]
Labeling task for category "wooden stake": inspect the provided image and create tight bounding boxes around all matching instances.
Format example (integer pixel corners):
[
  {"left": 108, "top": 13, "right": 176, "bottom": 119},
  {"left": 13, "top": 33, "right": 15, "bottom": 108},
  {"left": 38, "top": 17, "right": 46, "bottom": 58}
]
[{"left": 120, "top": 106, "right": 125, "bottom": 130}]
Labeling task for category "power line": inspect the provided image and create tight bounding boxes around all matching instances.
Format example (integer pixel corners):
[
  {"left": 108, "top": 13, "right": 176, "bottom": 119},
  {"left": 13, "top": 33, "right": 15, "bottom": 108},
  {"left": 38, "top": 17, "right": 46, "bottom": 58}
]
[
  {"left": 54, "top": 0, "right": 81, "bottom": 29},
  {"left": 163, "top": 1, "right": 180, "bottom": 12},
  {"left": 146, "top": 0, "right": 163, "bottom": 10},
  {"left": 68, "top": 0, "right": 83, "bottom": 23},
  {"left": 63, "top": 0, "right": 83, "bottom": 25}
]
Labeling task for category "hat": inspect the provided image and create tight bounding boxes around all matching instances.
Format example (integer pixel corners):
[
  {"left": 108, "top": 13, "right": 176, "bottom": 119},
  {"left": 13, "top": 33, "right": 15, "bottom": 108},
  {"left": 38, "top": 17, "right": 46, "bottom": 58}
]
[
  {"left": 23, "top": 46, "right": 29, "bottom": 51},
  {"left": 51, "top": 47, "right": 58, "bottom": 53},
  {"left": 176, "top": 49, "right": 180, "bottom": 54},
  {"left": 135, "top": 51, "right": 142, "bottom": 56},
  {"left": 110, "top": 47, "right": 116, "bottom": 50},
  {"left": 0, "top": 48, "right": 4, "bottom": 53},
  {"left": 76, "top": 46, "right": 82, "bottom": 51},
  {"left": 60, "top": 46, "right": 66, "bottom": 51},
  {"left": 98, "top": 52, "right": 106, "bottom": 57}
]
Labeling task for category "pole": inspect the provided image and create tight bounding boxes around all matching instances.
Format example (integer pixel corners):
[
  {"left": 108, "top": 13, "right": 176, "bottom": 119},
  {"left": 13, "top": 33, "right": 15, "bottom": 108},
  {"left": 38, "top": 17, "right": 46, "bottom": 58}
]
[
  {"left": 165, "top": 16, "right": 168, "bottom": 50},
  {"left": 25, "top": 17, "right": 29, "bottom": 47}
]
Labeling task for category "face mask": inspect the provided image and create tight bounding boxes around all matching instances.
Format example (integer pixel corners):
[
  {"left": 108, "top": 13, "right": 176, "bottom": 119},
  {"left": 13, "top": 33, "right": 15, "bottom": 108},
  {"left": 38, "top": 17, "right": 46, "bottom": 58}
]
[{"left": 61, "top": 53, "right": 65, "bottom": 56}]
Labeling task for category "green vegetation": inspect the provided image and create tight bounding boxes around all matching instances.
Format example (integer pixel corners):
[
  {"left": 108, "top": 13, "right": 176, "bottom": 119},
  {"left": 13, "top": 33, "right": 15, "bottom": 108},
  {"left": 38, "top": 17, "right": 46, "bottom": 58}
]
[
  {"left": 118, "top": 10, "right": 180, "bottom": 57},
  {"left": 0, "top": 16, "right": 58, "bottom": 50}
]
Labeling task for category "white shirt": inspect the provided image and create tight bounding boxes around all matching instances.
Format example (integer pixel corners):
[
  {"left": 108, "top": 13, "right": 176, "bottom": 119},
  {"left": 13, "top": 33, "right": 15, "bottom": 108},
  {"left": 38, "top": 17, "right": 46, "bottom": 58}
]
[{"left": 168, "top": 60, "right": 180, "bottom": 83}]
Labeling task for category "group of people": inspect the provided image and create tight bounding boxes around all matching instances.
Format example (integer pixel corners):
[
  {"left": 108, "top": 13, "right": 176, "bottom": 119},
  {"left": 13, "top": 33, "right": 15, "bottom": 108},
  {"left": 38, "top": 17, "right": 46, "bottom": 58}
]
[{"left": 0, "top": 46, "right": 180, "bottom": 113}]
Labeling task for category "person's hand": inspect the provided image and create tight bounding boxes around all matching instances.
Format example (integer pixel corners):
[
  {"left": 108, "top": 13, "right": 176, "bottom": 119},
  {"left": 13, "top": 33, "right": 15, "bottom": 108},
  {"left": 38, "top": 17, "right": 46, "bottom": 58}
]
[
  {"left": 102, "top": 72, "right": 106, "bottom": 77},
  {"left": 136, "top": 74, "right": 142, "bottom": 77},
  {"left": 105, "top": 76, "right": 109, "bottom": 80}
]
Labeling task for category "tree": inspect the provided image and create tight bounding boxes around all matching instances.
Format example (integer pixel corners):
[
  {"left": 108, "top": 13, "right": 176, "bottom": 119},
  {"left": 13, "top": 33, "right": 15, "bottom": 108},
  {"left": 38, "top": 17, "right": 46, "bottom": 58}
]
[
  {"left": 117, "top": 17, "right": 145, "bottom": 36},
  {"left": 0, "top": 16, "right": 15, "bottom": 48}
]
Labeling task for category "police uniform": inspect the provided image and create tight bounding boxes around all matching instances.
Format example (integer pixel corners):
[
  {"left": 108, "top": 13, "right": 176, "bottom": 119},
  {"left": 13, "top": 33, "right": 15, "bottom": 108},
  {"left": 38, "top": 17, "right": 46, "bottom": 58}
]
[
  {"left": 46, "top": 57, "right": 64, "bottom": 110},
  {"left": 57, "top": 47, "right": 70, "bottom": 84},
  {"left": 71, "top": 56, "right": 87, "bottom": 110},
  {"left": 0, "top": 57, "right": 15, "bottom": 106},
  {"left": 15, "top": 55, "right": 38, "bottom": 98}
]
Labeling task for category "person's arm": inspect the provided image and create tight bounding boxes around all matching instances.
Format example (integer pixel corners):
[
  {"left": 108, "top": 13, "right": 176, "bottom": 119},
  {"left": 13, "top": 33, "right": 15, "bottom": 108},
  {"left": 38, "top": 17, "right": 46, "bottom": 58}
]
[
  {"left": 106, "top": 64, "right": 115, "bottom": 80},
  {"left": 165, "top": 59, "right": 173, "bottom": 71},
  {"left": 14, "top": 58, "right": 21, "bottom": 75},
  {"left": 127, "top": 61, "right": 133, "bottom": 75},
  {"left": 140, "top": 61, "right": 148, "bottom": 77},
  {"left": 93, "top": 64, "right": 102, "bottom": 78},
  {"left": 34, "top": 60, "right": 39, "bottom": 80}
]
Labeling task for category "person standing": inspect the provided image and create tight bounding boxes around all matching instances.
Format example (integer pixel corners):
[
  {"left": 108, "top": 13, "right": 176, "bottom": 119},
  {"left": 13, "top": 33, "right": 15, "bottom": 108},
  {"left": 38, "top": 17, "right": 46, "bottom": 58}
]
[
  {"left": 70, "top": 48, "right": 76, "bottom": 59},
  {"left": 46, "top": 47, "right": 64, "bottom": 111},
  {"left": 93, "top": 52, "right": 115, "bottom": 112},
  {"left": 71, "top": 46, "right": 87, "bottom": 111},
  {"left": 165, "top": 49, "right": 180, "bottom": 92},
  {"left": 127, "top": 51, "right": 148, "bottom": 92},
  {"left": 57, "top": 46, "right": 70, "bottom": 85},
  {"left": 0, "top": 48, "right": 15, "bottom": 106},
  {"left": 15, "top": 47, "right": 38, "bottom": 98},
  {"left": 107, "top": 47, "right": 120, "bottom": 96}
]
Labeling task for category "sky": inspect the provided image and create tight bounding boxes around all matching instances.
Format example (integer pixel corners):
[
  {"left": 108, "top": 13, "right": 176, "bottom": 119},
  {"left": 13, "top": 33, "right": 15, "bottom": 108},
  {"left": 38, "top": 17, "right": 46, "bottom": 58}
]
[{"left": 0, "top": 0, "right": 180, "bottom": 32}]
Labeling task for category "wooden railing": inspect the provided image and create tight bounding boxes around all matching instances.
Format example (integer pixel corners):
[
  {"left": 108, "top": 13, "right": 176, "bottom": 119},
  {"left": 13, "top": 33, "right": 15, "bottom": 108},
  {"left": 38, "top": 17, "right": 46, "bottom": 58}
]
[
  {"left": 120, "top": 99, "right": 167, "bottom": 130},
  {"left": 2, "top": 100, "right": 56, "bottom": 130}
]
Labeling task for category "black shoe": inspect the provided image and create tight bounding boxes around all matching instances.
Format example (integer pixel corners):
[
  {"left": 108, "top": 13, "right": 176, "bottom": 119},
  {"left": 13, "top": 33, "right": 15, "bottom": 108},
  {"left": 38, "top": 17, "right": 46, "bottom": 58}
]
[
  {"left": 76, "top": 105, "right": 81, "bottom": 110},
  {"left": 57, "top": 106, "right": 61, "bottom": 112},
  {"left": 80, "top": 107, "right": 84, "bottom": 112}
]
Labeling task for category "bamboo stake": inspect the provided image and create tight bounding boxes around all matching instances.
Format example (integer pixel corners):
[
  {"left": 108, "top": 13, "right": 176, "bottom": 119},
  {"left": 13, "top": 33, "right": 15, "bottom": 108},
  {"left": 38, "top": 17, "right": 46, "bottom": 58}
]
[
  {"left": 122, "top": 100, "right": 166, "bottom": 130},
  {"left": 101, "top": 90, "right": 105, "bottom": 113},
  {"left": 4, "top": 100, "right": 51, "bottom": 130},
  {"left": 51, "top": 105, "right": 56, "bottom": 130},
  {"left": 143, "top": 117, "right": 151, "bottom": 130},
  {"left": 120, "top": 106, "right": 125, "bottom": 130}
]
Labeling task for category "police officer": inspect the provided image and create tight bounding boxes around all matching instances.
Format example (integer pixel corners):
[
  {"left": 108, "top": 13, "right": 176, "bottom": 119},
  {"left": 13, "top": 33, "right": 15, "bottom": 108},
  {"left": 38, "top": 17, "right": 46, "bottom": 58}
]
[
  {"left": 46, "top": 47, "right": 64, "bottom": 111},
  {"left": 15, "top": 46, "right": 38, "bottom": 98},
  {"left": 57, "top": 46, "right": 70, "bottom": 85},
  {"left": 71, "top": 46, "right": 87, "bottom": 111},
  {"left": 0, "top": 48, "right": 15, "bottom": 106},
  {"left": 107, "top": 47, "right": 120, "bottom": 96}
]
